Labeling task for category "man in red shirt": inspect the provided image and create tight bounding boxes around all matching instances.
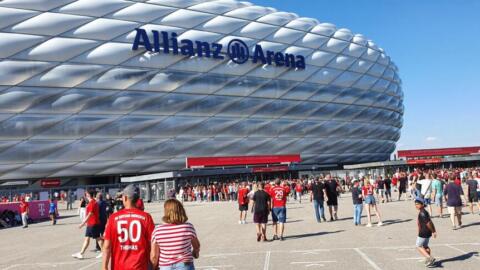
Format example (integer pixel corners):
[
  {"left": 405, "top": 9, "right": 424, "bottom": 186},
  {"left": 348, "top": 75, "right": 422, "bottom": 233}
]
[
  {"left": 237, "top": 182, "right": 249, "bottom": 224},
  {"left": 102, "top": 185, "right": 155, "bottom": 270},
  {"left": 73, "top": 190, "right": 103, "bottom": 259},
  {"left": 19, "top": 197, "right": 29, "bottom": 228},
  {"left": 295, "top": 181, "right": 304, "bottom": 203},
  {"left": 270, "top": 179, "right": 288, "bottom": 241}
]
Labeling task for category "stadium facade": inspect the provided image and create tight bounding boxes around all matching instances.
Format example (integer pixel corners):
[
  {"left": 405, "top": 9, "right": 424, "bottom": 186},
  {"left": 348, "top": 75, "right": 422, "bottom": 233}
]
[{"left": 0, "top": 0, "right": 403, "bottom": 181}]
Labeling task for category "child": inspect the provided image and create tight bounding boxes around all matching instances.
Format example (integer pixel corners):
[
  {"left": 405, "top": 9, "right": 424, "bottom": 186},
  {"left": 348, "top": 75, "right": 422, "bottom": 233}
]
[
  {"left": 49, "top": 197, "right": 58, "bottom": 225},
  {"left": 415, "top": 198, "right": 437, "bottom": 267}
]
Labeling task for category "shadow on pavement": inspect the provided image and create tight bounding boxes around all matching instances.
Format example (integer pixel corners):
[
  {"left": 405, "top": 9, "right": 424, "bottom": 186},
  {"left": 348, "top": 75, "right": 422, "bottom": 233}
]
[
  {"left": 433, "top": 251, "right": 479, "bottom": 268},
  {"left": 381, "top": 218, "right": 413, "bottom": 226},
  {"left": 283, "top": 230, "right": 345, "bottom": 240},
  {"left": 458, "top": 221, "right": 480, "bottom": 229}
]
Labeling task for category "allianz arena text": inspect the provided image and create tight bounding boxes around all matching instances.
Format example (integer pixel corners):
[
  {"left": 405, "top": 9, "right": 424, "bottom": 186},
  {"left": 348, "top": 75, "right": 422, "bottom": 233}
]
[{"left": 0, "top": 0, "right": 403, "bottom": 180}]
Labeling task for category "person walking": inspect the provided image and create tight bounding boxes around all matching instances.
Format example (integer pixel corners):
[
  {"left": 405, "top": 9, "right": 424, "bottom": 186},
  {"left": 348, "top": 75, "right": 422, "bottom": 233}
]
[
  {"left": 252, "top": 183, "right": 271, "bottom": 242},
  {"left": 67, "top": 191, "right": 75, "bottom": 210},
  {"left": 72, "top": 190, "right": 103, "bottom": 259},
  {"left": 270, "top": 179, "right": 287, "bottom": 241},
  {"left": 19, "top": 197, "right": 29, "bottom": 228},
  {"left": 444, "top": 175, "right": 466, "bottom": 229},
  {"left": 431, "top": 174, "right": 445, "bottom": 218},
  {"left": 310, "top": 178, "right": 327, "bottom": 223},
  {"left": 415, "top": 198, "right": 437, "bottom": 267},
  {"left": 352, "top": 179, "right": 363, "bottom": 226},
  {"left": 418, "top": 174, "right": 434, "bottom": 215},
  {"left": 102, "top": 185, "right": 155, "bottom": 270},
  {"left": 49, "top": 197, "right": 58, "bottom": 225},
  {"left": 465, "top": 172, "right": 479, "bottom": 214},
  {"left": 376, "top": 176, "right": 386, "bottom": 203},
  {"left": 78, "top": 197, "right": 87, "bottom": 222},
  {"left": 150, "top": 199, "right": 200, "bottom": 270},
  {"left": 362, "top": 179, "right": 383, "bottom": 227},
  {"left": 295, "top": 181, "right": 303, "bottom": 203},
  {"left": 384, "top": 175, "right": 392, "bottom": 202},
  {"left": 398, "top": 173, "right": 408, "bottom": 201},
  {"left": 325, "top": 175, "right": 339, "bottom": 221},
  {"left": 105, "top": 193, "right": 115, "bottom": 219},
  {"left": 237, "top": 182, "right": 249, "bottom": 224},
  {"left": 96, "top": 192, "right": 108, "bottom": 253}
]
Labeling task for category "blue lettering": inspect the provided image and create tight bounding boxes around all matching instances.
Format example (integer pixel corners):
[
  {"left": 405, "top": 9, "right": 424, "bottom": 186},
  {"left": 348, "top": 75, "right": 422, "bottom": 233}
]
[
  {"left": 274, "top": 52, "right": 285, "bottom": 66},
  {"left": 295, "top": 55, "right": 306, "bottom": 69},
  {"left": 212, "top": 43, "right": 224, "bottom": 59},
  {"left": 132, "top": 28, "right": 152, "bottom": 51},
  {"left": 180, "top": 39, "right": 194, "bottom": 56},
  {"left": 252, "top": 45, "right": 266, "bottom": 64},
  {"left": 195, "top": 41, "right": 211, "bottom": 57}
]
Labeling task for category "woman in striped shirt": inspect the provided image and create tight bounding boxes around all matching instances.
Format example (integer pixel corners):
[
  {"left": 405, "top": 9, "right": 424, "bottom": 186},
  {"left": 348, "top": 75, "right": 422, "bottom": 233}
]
[{"left": 150, "top": 199, "right": 200, "bottom": 270}]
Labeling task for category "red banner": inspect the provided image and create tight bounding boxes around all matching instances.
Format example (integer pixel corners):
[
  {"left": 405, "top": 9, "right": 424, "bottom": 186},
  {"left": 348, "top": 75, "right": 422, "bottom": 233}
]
[
  {"left": 0, "top": 200, "right": 55, "bottom": 221},
  {"left": 406, "top": 158, "right": 443, "bottom": 165},
  {"left": 398, "top": 146, "right": 480, "bottom": 158},
  {"left": 252, "top": 166, "right": 289, "bottom": 173},
  {"left": 40, "top": 179, "right": 61, "bottom": 188},
  {"left": 186, "top": 154, "right": 301, "bottom": 168}
]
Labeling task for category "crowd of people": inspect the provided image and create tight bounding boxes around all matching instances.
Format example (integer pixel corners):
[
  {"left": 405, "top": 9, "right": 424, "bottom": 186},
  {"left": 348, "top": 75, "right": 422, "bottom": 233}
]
[
  {"left": 2, "top": 166, "right": 480, "bottom": 269},
  {"left": 69, "top": 185, "right": 200, "bottom": 270}
]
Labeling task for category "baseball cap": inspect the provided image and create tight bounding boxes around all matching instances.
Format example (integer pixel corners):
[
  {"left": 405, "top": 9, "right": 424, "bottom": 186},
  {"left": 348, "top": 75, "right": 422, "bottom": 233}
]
[
  {"left": 414, "top": 197, "right": 425, "bottom": 205},
  {"left": 122, "top": 184, "right": 140, "bottom": 201}
]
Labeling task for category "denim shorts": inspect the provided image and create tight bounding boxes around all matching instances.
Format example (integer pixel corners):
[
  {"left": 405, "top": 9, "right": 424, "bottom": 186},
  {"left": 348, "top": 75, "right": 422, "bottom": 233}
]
[
  {"left": 272, "top": 207, "right": 287, "bottom": 223},
  {"left": 364, "top": 195, "right": 376, "bottom": 205},
  {"left": 435, "top": 196, "right": 443, "bottom": 206},
  {"left": 160, "top": 262, "right": 195, "bottom": 270},
  {"left": 416, "top": 237, "right": 430, "bottom": 248}
]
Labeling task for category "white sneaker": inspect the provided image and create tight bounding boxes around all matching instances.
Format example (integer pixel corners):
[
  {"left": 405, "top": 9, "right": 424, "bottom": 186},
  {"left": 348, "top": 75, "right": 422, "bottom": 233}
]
[
  {"left": 72, "top": 252, "right": 84, "bottom": 259},
  {"left": 377, "top": 222, "right": 383, "bottom": 227},
  {"left": 243, "top": 220, "right": 247, "bottom": 224},
  {"left": 366, "top": 223, "right": 373, "bottom": 227},
  {"left": 238, "top": 220, "right": 242, "bottom": 224},
  {"left": 95, "top": 253, "right": 103, "bottom": 259}
]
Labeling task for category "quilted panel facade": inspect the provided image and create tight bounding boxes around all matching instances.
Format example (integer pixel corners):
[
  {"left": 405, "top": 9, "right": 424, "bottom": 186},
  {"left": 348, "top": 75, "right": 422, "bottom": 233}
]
[{"left": 0, "top": 0, "right": 403, "bottom": 180}]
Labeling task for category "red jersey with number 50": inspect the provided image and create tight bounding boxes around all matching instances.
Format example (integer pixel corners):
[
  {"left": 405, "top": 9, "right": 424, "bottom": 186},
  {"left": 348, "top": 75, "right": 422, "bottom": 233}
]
[
  {"left": 104, "top": 208, "right": 155, "bottom": 270},
  {"left": 270, "top": 186, "right": 287, "bottom": 208}
]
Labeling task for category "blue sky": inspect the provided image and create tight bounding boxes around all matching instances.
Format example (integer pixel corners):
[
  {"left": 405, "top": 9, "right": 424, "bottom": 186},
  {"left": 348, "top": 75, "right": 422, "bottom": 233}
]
[{"left": 253, "top": 0, "right": 480, "bottom": 151}]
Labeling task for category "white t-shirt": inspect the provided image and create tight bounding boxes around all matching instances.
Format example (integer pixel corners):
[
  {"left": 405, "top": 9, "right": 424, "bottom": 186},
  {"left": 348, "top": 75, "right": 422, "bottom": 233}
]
[
  {"left": 475, "top": 178, "right": 480, "bottom": 192},
  {"left": 418, "top": 179, "right": 433, "bottom": 197}
]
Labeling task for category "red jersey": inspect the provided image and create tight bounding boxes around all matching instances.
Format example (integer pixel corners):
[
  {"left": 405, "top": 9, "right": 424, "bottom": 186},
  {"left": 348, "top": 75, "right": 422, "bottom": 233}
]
[
  {"left": 19, "top": 201, "right": 28, "bottom": 214},
  {"left": 135, "top": 199, "right": 145, "bottom": 211},
  {"left": 238, "top": 188, "right": 249, "bottom": 205},
  {"left": 295, "top": 184, "right": 303, "bottom": 192},
  {"left": 284, "top": 185, "right": 291, "bottom": 195},
  {"left": 362, "top": 186, "right": 374, "bottom": 196},
  {"left": 104, "top": 208, "right": 155, "bottom": 270},
  {"left": 264, "top": 184, "right": 271, "bottom": 194},
  {"left": 86, "top": 199, "right": 100, "bottom": 226},
  {"left": 270, "top": 186, "right": 287, "bottom": 208}
]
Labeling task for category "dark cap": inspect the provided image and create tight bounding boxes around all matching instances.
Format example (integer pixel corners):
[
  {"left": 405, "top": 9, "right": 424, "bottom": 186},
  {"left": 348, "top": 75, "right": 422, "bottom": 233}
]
[{"left": 414, "top": 197, "right": 425, "bottom": 205}]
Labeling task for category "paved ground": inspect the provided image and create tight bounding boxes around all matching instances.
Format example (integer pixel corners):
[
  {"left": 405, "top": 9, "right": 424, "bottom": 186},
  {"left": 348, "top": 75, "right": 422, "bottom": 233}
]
[{"left": 1, "top": 193, "right": 480, "bottom": 270}]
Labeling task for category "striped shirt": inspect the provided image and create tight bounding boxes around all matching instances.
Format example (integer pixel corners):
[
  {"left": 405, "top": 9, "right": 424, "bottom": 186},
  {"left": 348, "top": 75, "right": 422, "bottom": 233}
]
[{"left": 152, "top": 222, "right": 197, "bottom": 266}]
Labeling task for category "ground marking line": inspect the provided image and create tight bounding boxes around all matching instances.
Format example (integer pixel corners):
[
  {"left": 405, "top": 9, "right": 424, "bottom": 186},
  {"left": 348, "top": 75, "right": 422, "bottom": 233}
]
[
  {"left": 291, "top": 261, "right": 337, "bottom": 264},
  {"left": 445, "top": 244, "right": 480, "bottom": 261},
  {"left": 78, "top": 260, "right": 101, "bottom": 270},
  {"left": 203, "top": 253, "right": 242, "bottom": 258},
  {"left": 263, "top": 251, "right": 271, "bottom": 270},
  {"left": 354, "top": 248, "right": 383, "bottom": 270},
  {"left": 1, "top": 261, "right": 85, "bottom": 270},
  {"left": 196, "top": 265, "right": 234, "bottom": 269}
]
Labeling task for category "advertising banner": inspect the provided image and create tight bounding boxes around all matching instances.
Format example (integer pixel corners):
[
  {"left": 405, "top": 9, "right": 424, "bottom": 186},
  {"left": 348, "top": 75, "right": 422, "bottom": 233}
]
[{"left": 0, "top": 200, "right": 54, "bottom": 221}]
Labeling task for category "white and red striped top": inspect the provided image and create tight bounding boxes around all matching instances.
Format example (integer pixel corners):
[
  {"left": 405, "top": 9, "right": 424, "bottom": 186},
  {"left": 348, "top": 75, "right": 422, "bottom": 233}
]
[{"left": 152, "top": 222, "right": 197, "bottom": 266}]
